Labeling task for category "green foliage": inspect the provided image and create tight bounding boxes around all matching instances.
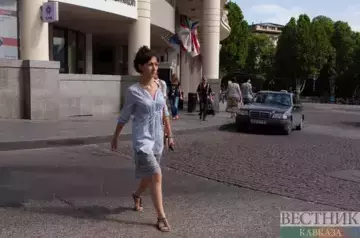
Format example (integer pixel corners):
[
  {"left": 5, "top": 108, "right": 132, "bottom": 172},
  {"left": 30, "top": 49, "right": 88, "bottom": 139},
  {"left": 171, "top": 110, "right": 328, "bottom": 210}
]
[
  {"left": 218, "top": 2, "right": 360, "bottom": 98},
  {"left": 332, "top": 21, "right": 354, "bottom": 75},
  {"left": 275, "top": 17, "right": 297, "bottom": 79},
  {"left": 245, "top": 33, "right": 275, "bottom": 76},
  {"left": 273, "top": 14, "right": 360, "bottom": 97},
  {"left": 312, "top": 15, "right": 334, "bottom": 38},
  {"left": 310, "top": 16, "right": 335, "bottom": 76},
  {"left": 219, "top": 2, "right": 249, "bottom": 74}
]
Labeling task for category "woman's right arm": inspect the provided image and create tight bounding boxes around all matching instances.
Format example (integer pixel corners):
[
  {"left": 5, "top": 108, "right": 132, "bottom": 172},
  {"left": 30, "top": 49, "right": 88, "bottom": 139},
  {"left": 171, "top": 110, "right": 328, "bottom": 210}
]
[{"left": 111, "top": 89, "right": 135, "bottom": 150}]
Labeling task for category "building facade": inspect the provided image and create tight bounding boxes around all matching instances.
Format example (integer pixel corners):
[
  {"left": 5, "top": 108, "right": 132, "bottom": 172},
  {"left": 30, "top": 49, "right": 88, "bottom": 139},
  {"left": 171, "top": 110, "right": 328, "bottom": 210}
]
[
  {"left": 0, "top": 0, "right": 230, "bottom": 120},
  {"left": 249, "top": 23, "right": 283, "bottom": 45}
]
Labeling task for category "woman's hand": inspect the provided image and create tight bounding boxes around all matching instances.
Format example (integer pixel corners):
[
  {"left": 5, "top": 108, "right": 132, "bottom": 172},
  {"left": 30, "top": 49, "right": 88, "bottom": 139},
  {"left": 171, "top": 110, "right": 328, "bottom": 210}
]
[
  {"left": 111, "top": 135, "right": 118, "bottom": 151},
  {"left": 168, "top": 137, "right": 175, "bottom": 147}
]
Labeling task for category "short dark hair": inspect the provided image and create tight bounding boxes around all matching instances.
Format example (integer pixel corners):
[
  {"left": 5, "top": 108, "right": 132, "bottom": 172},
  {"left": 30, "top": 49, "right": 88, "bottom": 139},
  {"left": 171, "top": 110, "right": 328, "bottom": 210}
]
[{"left": 133, "top": 46, "right": 157, "bottom": 73}]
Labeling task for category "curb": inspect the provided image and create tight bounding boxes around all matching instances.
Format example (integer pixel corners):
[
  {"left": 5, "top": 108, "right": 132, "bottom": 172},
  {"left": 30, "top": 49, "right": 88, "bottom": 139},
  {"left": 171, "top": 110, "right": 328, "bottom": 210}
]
[{"left": 0, "top": 124, "right": 223, "bottom": 151}]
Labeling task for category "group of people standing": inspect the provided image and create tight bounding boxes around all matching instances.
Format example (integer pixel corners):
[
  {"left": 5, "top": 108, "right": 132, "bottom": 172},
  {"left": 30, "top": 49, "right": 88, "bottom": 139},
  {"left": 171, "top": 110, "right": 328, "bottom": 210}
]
[
  {"left": 157, "top": 74, "right": 215, "bottom": 122},
  {"left": 225, "top": 79, "right": 254, "bottom": 117}
]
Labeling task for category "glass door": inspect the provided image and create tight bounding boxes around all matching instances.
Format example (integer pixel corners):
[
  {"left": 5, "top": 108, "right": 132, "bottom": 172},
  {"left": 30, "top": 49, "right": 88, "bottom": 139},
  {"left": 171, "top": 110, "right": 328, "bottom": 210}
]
[{"left": 52, "top": 28, "right": 67, "bottom": 73}]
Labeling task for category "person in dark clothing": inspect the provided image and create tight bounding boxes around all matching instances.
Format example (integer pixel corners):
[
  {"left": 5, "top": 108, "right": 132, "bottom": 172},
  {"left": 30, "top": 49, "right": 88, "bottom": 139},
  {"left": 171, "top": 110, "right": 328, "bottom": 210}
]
[
  {"left": 168, "top": 74, "right": 182, "bottom": 120},
  {"left": 197, "top": 77, "right": 212, "bottom": 121}
]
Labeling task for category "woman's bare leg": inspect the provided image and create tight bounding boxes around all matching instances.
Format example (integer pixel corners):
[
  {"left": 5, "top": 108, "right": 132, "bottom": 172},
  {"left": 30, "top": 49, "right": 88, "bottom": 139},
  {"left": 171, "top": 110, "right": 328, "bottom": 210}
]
[
  {"left": 134, "top": 178, "right": 151, "bottom": 196},
  {"left": 133, "top": 178, "right": 151, "bottom": 210},
  {"left": 151, "top": 172, "right": 170, "bottom": 231},
  {"left": 150, "top": 173, "right": 166, "bottom": 218}
]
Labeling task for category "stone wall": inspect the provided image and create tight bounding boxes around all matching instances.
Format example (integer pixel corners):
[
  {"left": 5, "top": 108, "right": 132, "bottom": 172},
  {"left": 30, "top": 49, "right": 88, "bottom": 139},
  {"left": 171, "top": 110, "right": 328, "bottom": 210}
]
[
  {"left": 0, "top": 60, "right": 24, "bottom": 119},
  {"left": 0, "top": 59, "right": 139, "bottom": 120},
  {"left": 59, "top": 74, "right": 138, "bottom": 118},
  {"left": 0, "top": 59, "right": 60, "bottom": 120}
]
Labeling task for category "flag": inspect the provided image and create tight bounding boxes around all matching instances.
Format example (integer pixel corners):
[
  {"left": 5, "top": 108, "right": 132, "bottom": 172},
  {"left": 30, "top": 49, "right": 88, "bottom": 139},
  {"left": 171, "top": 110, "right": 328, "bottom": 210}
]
[
  {"left": 178, "top": 15, "right": 201, "bottom": 57},
  {"left": 161, "top": 33, "right": 181, "bottom": 52}
]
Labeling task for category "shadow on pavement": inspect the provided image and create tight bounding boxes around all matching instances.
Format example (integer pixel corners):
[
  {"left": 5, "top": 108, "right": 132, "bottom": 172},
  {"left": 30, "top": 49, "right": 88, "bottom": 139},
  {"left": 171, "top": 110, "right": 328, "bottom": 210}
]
[
  {"left": 26, "top": 205, "right": 155, "bottom": 227},
  {"left": 0, "top": 164, "right": 156, "bottom": 228},
  {"left": 341, "top": 121, "right": 360, "bottom": 128},
  {"left": 218, "top": 123, "right": 287, "bottom": 136}
]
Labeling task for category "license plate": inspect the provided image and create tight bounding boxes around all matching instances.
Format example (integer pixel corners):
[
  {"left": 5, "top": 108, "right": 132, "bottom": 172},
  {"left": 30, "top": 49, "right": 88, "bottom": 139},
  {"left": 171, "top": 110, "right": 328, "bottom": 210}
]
[{"left": 250, "top": 119, "right": 266, "bottom": 125}]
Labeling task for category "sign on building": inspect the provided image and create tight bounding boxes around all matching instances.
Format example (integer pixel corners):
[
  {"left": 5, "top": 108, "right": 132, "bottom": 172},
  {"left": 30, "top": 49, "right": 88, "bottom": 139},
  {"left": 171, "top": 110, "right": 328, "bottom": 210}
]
[
  {"left": 0, "top": 0, "right": 18, "bottom": 59},
  {"left": 113, "top": 0, "right": 136, "bottom": 7},
  {"left": 41, "top": 2, "right": 59, "bottom": 23}
]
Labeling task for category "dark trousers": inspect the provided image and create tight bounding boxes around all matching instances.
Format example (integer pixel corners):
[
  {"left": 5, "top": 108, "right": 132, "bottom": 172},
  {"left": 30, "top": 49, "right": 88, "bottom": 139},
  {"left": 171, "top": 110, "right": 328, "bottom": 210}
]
[
  {"left": 199, "top": 99, "right": 208, "bottom": 120},
  {"left": 169, "top": 96, "right": 179, "bottom": 117}
]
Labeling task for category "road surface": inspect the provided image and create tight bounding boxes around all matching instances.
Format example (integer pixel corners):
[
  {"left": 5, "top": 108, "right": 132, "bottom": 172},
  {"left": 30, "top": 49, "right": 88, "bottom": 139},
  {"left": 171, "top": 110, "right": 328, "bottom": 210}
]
[{"left": 0, "top": 103, "right": 359, "bottom": 238}]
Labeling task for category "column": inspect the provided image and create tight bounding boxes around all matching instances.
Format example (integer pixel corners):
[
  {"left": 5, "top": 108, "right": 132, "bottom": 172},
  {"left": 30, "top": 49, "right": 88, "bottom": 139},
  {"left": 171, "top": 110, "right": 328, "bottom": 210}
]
[
  {"left": 85, "top": 33, "right": 93, "bottom": 74},
  {"left": 19, "top": 0, "right": 49, "bottom": 60},
  {"left": 180, "top": 51, "right": 190, "bottom": 99},
  {"left": 201, "top": 0, "right": 221, "bottom": 79},
  {"left": 202, "top": 0, "right": 221, "bottom": 111},
  {"left": 128, "top": 0, "right": 151, "bottom": 75}
]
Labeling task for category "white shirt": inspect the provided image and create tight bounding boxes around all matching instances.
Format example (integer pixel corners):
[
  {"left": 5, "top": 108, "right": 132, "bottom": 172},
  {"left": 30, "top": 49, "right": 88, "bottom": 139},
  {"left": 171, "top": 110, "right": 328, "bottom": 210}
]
[
  {"left": 156, "top": 79, "right": 167, "bottom": 99},
  {"left": 241, "top": 82, "right": 253, "bottom": 99},
  {"left": 227, "top": 82, "right": 242, "bottom": 99}
]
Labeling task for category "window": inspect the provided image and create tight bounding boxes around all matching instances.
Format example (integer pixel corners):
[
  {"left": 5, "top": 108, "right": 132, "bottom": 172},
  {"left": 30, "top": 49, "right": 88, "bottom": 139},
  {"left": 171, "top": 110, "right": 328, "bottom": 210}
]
[
  {"left": 67, "top": 30, "right": 77, "bottom": 73},
  {"left": 77, "top": 32, "right": 86, "bottom": 74},
  {"left": 53, "top": 28, "right": 66, "bottom": 73},
  {"left": 52, "top": 27, "right": 86, "bottom": 74},
  {"left": 253, "top": 93, "right": 292, "bottom": 106},
  {"left": 0, "top": 0, "right": 19, "bottom": 59}
]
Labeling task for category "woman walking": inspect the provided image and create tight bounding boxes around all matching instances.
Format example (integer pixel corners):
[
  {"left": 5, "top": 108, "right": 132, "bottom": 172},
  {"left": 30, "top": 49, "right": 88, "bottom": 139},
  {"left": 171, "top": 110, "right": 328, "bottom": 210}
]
[
  {"left": 168, "top": 74, "right": 182, "bottom": 120},
  {"left": 226, "top": 80, "right": 243, "bottom": 118},
  {"left": 111, "top": 46, "right": 174, "bottom": 232}
]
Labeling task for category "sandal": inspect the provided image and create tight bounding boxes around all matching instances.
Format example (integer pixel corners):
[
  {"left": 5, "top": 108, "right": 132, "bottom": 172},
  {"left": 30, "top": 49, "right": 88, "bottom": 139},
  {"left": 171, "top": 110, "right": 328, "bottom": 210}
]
[
  {"left": 132, "top": 193, "right": 143, "bottom": 212},
  {"left": 157, "top": 217, "right": 171, "bottom": 232}
]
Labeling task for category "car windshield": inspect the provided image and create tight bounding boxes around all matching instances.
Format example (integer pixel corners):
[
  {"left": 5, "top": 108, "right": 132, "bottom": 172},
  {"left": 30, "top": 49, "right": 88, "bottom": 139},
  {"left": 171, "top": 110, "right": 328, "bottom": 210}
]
[{"left": 252, "top": 93, "right": 291, "bottom": 106}]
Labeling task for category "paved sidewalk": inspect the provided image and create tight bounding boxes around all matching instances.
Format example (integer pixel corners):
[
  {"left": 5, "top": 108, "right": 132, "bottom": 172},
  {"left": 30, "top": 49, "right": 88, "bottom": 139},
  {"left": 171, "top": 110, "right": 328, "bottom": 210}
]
[
  {"left": 0, "top": 144, "right": 336, "bottom": 238},
  {"left": 0, "top": 112, "right": 232, "bottom": 151}
]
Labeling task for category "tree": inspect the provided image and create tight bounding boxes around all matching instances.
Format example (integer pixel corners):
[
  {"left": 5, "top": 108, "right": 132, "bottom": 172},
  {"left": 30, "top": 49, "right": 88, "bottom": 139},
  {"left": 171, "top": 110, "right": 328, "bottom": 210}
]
[
  {"left": 275, "top": 14, "right": 336, "bottom": 99},
  {"left": 274, "top": 17, "right": 297, "bottom": 90},
  {"left": 332, "top": 21, "right": 354, "bottom": 75},
  {"left": 220, "top": 2, "right": 249, "bottom": 74},
  {"left": 331, "top": 21, "right": 355, "bottom": 98},
  {"left": 245, "top": 34, "right": 275, "bottom": 75},
  {"left": 312, "top": 15, "right": 334, "bottom": 39},
  {"left": 308, "top": 16, "right": 335, "bottom": 94}
]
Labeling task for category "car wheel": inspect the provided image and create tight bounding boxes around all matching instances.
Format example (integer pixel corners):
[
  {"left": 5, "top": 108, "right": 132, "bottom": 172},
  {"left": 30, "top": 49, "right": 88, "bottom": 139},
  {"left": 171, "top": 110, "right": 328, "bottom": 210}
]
[
  {"left": 283, "top": 122, "right": 292, "bottom": 135},
  {"left": 296, "top": 119, "right": 304, "bottom": 130}
]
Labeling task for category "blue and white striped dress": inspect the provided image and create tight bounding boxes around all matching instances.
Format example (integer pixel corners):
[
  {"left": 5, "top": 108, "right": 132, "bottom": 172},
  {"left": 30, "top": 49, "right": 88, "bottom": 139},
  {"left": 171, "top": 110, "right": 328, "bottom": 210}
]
[{"left": 117, "top": 83, "right": 170, "bottom": 178}]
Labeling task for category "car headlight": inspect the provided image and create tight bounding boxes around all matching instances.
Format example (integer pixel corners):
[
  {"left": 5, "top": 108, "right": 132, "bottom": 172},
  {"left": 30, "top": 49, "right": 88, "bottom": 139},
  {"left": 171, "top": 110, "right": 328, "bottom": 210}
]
[
  {"left": 238, "top": 109, "right": 249, "bottom": 116},
  {"left": 272, "top": 113, "right": 287, "bottom": 119}
]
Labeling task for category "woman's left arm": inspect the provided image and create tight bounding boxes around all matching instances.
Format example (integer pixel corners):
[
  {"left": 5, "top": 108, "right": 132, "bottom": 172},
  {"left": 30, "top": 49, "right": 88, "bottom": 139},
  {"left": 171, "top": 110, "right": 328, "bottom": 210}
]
[{"left": 163, "top": 105, "right": 174, "bottom": 144}]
